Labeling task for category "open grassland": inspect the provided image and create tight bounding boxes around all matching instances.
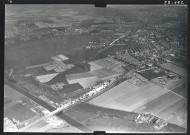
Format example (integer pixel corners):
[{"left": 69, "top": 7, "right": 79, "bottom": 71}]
[{"left": 88, "top": 81, "right": 169, "bottom": 112}]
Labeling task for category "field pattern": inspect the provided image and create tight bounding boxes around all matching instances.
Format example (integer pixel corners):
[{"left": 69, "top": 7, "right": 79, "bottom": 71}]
[
  {"left": 65, "top": 103, "right": 185, "bottom": 133},
  {"left": 89, "top": 81, "right": 169, "bottom": 112},
  {"left": 88, "top": 81, "right": 187, "bottom": 128},
  {"left": 161, "top": 62, "right": 187, "bottom": 77}
]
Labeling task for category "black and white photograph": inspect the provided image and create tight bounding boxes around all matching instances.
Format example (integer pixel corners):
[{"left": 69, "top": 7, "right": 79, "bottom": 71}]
[{"left": 4, "top": 4, "right": 188, "bottom": 133}]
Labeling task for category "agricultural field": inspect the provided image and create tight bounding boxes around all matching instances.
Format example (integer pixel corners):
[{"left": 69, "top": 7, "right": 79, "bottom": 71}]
[
  {"left": 4, "top": 97, "right": 12, "bottom": 105},
  {"left": 65, "top": 88, "right": 92, "bottom": 99},
  {"left": 134, "top": 92, "right": 187, "bottom": 128},
  {"left": 89, "top": 59, "right": 114, "bottom": 70},
  {"left": 5, "top": 103, "right": 37, "bottom": 123},
  {"left": 66, "top": 72, "right": 100, "bottom": 88},
  {"left": 166, "top": 78, "right": 187, "bottom": 98},
  {"left": 88, "top": 80, "right": 187, "bottom": 128},
  {"left": 88, "top": 81, "right": 169, "bottom": 112},
  {"left": 24, "top": 116, "right": 70, "bottom": 132},
  {"left": 160, "top": 62, "right": 187, "bottom": 77},
  {"left": 138, "top": 67, "right": 166, "bottom": 80},
  {"left": 24, "top": 120, "right": 49, "bottom": 132},
  {"left": 47, "top": 126, "right": 83, "bottom": 133},
  {"left": 124, "top": 40, "right": 156, "bottom": 53},
  {"left": 4, "top": 33, "right": 98, "bottom": 77},
  {"left": 4, "top": 85, "right": 26, "bottom": 101},
  {"left": 27, "top": 65, "right": 56, "bottom": 76},
  {"left": 89, "top": 58, "right": 125, "bottom": 71},
  {"left": 121, "top": 63, "right": 134, "bottom": 72},
  {"left": 66, "top": 67, "right": 120, "bottom": 88},
  {"left": 64, "top": 103, "right": 185, "bottom": 133},
  {"left": 58, "top": 83, "right": 83, "bottom": 95},
  {"left": 172, "top": 57, "right": 187, "bottom": 69},
  {"left": 90, "top": 68, "right": 120, "bottom": 80},
  {"left": 45, "top": 73, "right": 69, "bottom": 86}
]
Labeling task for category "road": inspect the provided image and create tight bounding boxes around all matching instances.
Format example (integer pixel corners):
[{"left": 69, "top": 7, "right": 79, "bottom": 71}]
[
  {"left": 4, "top": 79, "right": 92, "bottom": 133},
  {"left": 88, "top": 35, "right": 125, "bottom": 61},
  {"left": 9, "top": 68, "right": 13, "bottom": 76},
  {"left": 88, "top": 28, "right": 139, "bottom": 61}
]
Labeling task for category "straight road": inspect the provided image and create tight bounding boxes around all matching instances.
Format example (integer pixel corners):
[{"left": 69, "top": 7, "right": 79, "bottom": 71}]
[{"left": 4, "top": 79, "right": 92, "bottom": 133}]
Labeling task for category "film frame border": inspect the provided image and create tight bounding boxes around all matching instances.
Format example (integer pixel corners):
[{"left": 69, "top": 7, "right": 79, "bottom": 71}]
[{"left": 0, "top": 0, "right": 189, "bottom": 135}]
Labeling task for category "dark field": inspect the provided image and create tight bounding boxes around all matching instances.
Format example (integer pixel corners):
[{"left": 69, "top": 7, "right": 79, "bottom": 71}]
[
  {"left": 167, "top": 79, "right": 187, "bottom": 98},
  {"left": 4, "top": 34, "right": 98, "bottom": 76},
  {"left": 45, "top": 73, "right": 69, "bottom": 85},
  {"left": 138, "top": 68, "right": 166, "bottom": 80},
  {"left": 58, "top": 83, "right": 83, "bottom": 95},
  {"left": 171, "top": 82, "right": 187, "bottom": 98},
  {"left": 27, "top": 66, "right": 56, "bottom": 76}
]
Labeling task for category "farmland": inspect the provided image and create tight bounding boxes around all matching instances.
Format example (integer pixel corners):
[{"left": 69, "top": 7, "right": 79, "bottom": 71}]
[
  {"left": 166, "top": 78, "right": 187, "bottom": 98},
  {"left": 160, "top": 62, "right": 187, "bottom": 77},
  {"left": 4, "top": 97, "right": 12, "bottom": 105},
  {"left": 4, "top": 85, "right": 26, "bottom": 101},
  {"left": 88, "top": 80, "right": 187, "bottom": 128},
  {"left": 64, "top": 103, "right": 185, "bottom": 133},
  {"left": 66, "top": 73, "right": 100, "bottom": 88},
  {"left": 134, "top": 92, "right": 187, "bottom": 127},
  {"left": 88, "top": 81, "right": 169, "bottom": 112},
  {"left": 90, "top": 68, "right": 120, "bottom": 80},
  {"left": 5, "top": 103, "right": 37, "bottom": 123},
  {"left": 47, "top": 126, "right": 83, "bottom": 133},
  {"left": 4, "top": 5, "right": 187, "bottom": 133},
  {"left": 66, "top": 68, "right": 120, "bottom": 88},
  {"left": 4, "top": 33, "right": 99, "bottom": 76},
  {"left": 138, "top": 67, "right": 166, "bottom": 80},
  {"left": 58, "top": 83, "right": 83, "bottom": 95}
]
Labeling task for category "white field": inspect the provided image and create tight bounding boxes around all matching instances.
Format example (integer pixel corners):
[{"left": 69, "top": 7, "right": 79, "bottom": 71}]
[
  {"left": 88, "top": 81, "right": 169, "bottom": 112},
  {"left": 67, "top": 76, "right": 100, "bottom": 88},
  {"left": 36, "top": 73, "right": 59, "bottom": 83}
]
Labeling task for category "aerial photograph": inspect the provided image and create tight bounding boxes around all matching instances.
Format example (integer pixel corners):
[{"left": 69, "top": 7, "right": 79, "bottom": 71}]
[{"left": 4, "top": 4, "right": 188, "bottom": 133}]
